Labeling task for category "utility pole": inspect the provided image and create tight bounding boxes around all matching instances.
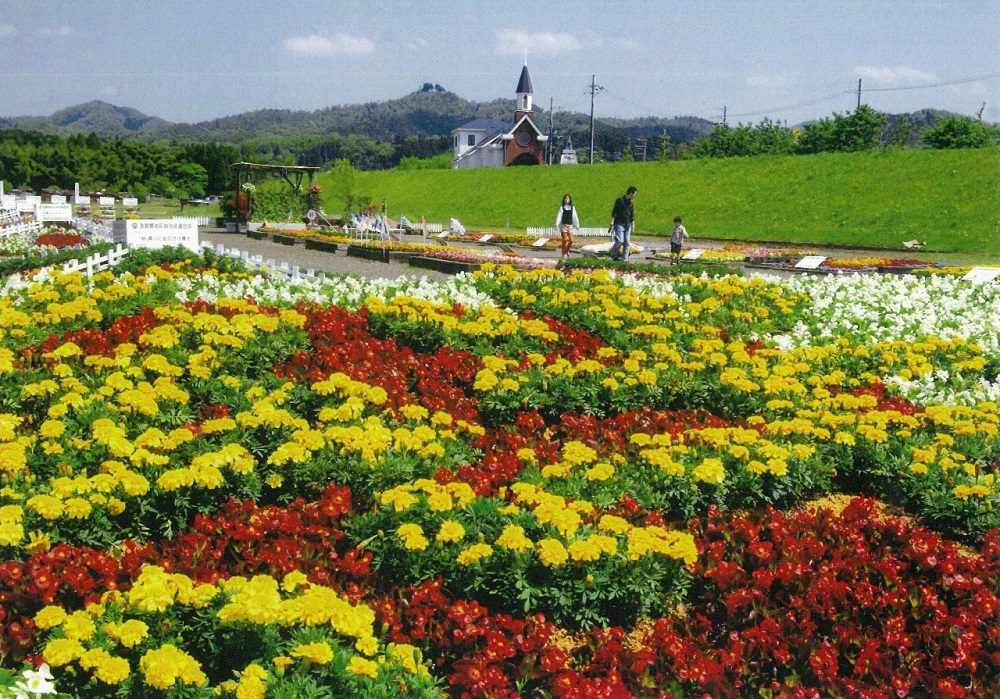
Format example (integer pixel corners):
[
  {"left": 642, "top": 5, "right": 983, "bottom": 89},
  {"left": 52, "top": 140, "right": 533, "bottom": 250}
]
[
  {"left": 587, "top": 75, "right": 604, "bottom": 165},
  {"left": 548, "top": 97, "right": 554, "bottom": 165},
  {"left": 722, "top": 106, "right": 727, "bottom": 125},
  {"left": 857, "top": 79, "right": 862, "bottom": 109}
]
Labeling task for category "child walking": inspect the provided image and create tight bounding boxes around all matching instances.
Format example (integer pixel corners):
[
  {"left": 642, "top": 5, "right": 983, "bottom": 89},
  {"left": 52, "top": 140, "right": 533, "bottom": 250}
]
[{"left": 669, "top": 217, "right": 689, "bottom": 265}]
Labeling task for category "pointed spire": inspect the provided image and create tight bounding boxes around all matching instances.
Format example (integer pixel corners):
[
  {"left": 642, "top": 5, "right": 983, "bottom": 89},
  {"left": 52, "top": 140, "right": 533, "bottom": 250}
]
[{"left": 516, "top": 64, "right": 533, "bottom": 95}]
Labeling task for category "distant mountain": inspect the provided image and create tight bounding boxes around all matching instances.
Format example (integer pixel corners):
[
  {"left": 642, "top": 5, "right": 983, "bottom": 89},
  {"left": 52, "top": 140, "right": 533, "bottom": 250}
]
[
  {"left": 0, "top": 100, "right": 170, "bottom": 138},
  {"left": 0, "top": 94, "right": 967, "bottom": 151},
  {"left": 0, "top": 91, "right": 716, "bottom": 147}
]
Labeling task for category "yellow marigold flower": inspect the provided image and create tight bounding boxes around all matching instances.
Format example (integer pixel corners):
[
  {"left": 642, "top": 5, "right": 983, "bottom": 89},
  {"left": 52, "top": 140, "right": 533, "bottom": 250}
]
[
  {"left": 62, "top": 610, "right": 96, "bottom": 641},
  {"left": 27, "top": 494, "right": 64, "bottom": 520},
  {"left": 117, "top": 619, "right": 149, "bottom": 648},
  {"left": 346, "top": 655, "right": 379, "bottom": 678},
  {"left": 396, "top": 523, "right": 428, "bottom": 551},
  {"left": 234, "top": 663, "right": 268, "bottom": 699},
  {"left": 43, "top": 637, "right": 86, "bottom": 667},
  {"left": 561, "top": 441, "right": 598, "bottom": 466},
  {"left": 281, "top": 570, "right": 309, "bottom": 593},
  {"left": 568, "top": 539, "right": 602, "bottom": 562},
  {"left": 456, "top": 543, "right": 493, "bottom": 566},
  {"left": 140, "top": 644, "right": 207, "bottom": 689},
  {"left": 39, "top": 419, "right": 66, "bottom": 439},
  {"left": 80, "top": 647, "right": 130, "bottom": 685},
  {"left": 0, "top": 521, "right": 23, "bottom": 547},
  {"left": 436, "top": 520, "right": 466, "bottom": 544},
  {"left": 34, "top": 605, "right": 67, "bottom": 630},
  {"left": 597, "top": 515, "right": 631, "bottom": 535},
  {"left": 495, "top": 524, "right": 533, "bottom": 552},
  {"left": 291, "top": 641, "right": 334, "bottom": 665},
  {"left": 427, "top": 490, "right": 453, "bottom": 512},
  {"left": 63, "top": 497, "right": 92, "bottom": 519},
  {"left": 585, "top": 462, "right": 615, "bottom": 481},
  {"left": 355, "top": 634, "right": 379, "bottom": 657},
  {"left": 536, "top": 538, "right": 569, "bottom": 567},
  {"left": 692, "top": 458, "right": 726, "bottom": 485}
]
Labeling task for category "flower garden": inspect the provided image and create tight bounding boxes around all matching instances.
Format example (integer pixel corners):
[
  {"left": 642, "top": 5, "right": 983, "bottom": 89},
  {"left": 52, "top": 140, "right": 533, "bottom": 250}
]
[{"left": 0, "top": 248, "right": 998, "bottom": 697}]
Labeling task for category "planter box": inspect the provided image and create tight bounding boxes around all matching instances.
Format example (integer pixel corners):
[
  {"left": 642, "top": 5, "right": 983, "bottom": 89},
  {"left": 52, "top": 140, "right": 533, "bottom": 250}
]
[
  {"left": 247, "top": 230, "right": 270, "bottom": 241},
  {"left": 409, "top": 256, "right": 483, "bottom": 274},
  {"left": 272, "top": 233, "right": 301, "bottom": 246},
  {"left": 304, "top": 239, "right": 339, "bottom": 253},
  {"left": 224, "top": 222, "right": 236, "bottom": 233},
  {"left": 346, "top": 245, "right": 420, "bottom": 263}
]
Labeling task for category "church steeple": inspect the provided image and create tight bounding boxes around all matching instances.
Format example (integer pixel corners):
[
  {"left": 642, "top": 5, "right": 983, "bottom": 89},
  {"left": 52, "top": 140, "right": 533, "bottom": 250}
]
[{"left": 515, "top": 62, "right": 533, "bottom": 116}]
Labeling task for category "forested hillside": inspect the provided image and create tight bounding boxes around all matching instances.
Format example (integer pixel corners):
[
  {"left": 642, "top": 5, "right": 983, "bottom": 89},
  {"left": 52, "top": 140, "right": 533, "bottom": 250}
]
[{"left": 0, "top": 88, "right": 716, "bottom": 166}]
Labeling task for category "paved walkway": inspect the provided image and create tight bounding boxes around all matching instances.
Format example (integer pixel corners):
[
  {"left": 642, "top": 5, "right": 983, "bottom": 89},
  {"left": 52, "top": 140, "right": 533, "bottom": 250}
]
[{"left": 201, "top": 229, "right": 931, "bottom": 283}]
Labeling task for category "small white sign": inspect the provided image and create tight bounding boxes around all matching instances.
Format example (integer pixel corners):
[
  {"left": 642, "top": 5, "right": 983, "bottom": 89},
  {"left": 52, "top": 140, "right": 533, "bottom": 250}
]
[
  {"left": 682, "top": 248, "right": 706, "bottom": 260},
  {"left": 99, "top": 197, "right": 115, "bottom": 207},
  {"left": 122, "top": 198, "right": 139, "bottom": 208},
  {"left": 50, "top": 195, "right": 67, "bottom": 205},
  {"left": 435, "top": 231, "right": 449, "bottom": 239},
  {"left": 478, "top": 234, "right": 494, "bottom": 243},
  {"left": 126, "top": 218, "right": 199, "bottom": 252},
  {"left": 73, "top": 196, "right": 91, "bottom": 205},
  {"left": 531, "top": 237, "right": 549, "bottom": 247},
  {"left": 1, "top": 195, "right": 15, "bottom": 211},
  {"left": 35, "top": 203, "right": 74, "bottom": 222},
  {"left": 962, "top": 267, "right": 1000, "bottom": 284},
  {"left": 795, "top": 255, "right": 827, "bottom": 269},
  {"left": 16, "top": 200, "right": 36, "bottom": 213},
  {"left": 306, "top": 209, "right": 317, "bottom": 221}
]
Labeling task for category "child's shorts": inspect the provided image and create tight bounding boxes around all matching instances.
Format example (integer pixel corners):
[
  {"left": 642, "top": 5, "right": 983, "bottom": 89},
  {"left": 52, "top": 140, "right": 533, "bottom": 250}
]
[{"left": 670, "top": 242, "right": 682, "bottom": 254}]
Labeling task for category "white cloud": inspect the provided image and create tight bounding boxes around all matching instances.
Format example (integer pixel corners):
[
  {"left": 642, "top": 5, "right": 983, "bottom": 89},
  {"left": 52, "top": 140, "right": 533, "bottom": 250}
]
[
  {"left": 39, "top": 26, "right": 72, "bottom": 37},
  {"left": 407, "top": 37, "right": 429, "bottom": 51},
  {"left": 0, "top": 24, "right": 16, "bottom": 36},
  {"left": 283, "top": 33, "right": 375, "bottom": 57},
  {"left": 854, "top": 65, "right": 935, "bottom": 85},
  {"left": 495, "top": 29, "right": 580, "bottom": 55}
]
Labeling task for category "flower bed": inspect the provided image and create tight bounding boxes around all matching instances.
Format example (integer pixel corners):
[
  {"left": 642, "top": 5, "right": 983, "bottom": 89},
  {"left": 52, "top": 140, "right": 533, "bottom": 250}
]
[{"left": 0, "top": 252, "right": 998, "bottom": 697}]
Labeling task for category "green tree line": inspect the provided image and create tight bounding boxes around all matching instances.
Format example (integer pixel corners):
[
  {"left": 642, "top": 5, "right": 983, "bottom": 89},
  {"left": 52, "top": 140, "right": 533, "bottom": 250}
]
[
  {"left": 685, "top": 107, "right": 999, "bottom": 159},
  {"left": 0, "top": 130, "right": 239, "bottom": 198}
]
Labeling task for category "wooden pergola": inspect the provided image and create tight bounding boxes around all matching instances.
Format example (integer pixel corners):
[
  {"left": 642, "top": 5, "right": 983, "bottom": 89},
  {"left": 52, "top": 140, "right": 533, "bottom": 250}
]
[{"left": 230, "top": 163, "right": 321, "bottom": 232}]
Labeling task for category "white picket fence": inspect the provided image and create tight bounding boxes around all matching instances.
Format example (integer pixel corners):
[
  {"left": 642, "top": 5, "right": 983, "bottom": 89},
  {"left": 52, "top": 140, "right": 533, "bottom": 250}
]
[
  {"left": 527, "top": 226, "right": 610, "bottom": 238},
  {"left": 174, "top": 215, "right": 214, "bottom": 226},
  {"left": 0, "top": 220, "right": 43, "bottom": 238},
  {"left": 61, "top": 244, "right": 130, "bottom": 276},
  {"left": 203, "top": 242, "right": 328, "bottom": 283}
]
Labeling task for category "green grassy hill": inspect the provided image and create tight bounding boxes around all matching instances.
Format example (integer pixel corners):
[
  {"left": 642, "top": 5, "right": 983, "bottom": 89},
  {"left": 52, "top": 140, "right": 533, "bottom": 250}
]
[{"left": 321, "top": 149, "right": 999, "bottom": 255}]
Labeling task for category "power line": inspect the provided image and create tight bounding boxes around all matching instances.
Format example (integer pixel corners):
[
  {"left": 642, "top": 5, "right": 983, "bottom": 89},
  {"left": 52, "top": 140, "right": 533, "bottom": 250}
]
[
  {"left": 720, "top": 91, "right": 851, "bottom": 121},
  {"left": 860, "top": 71, "right": 1000, "bottom": 92}
]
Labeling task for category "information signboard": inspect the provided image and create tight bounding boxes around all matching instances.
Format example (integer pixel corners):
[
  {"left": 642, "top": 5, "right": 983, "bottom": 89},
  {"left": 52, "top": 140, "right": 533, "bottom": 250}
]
[
  {"left": 794, "top": 255, "right": 827, "bottom": 269},
  {"left": 962, "top": 267, "right": 1000, "bottom": 284},
  {"left": 682, "top": 248, "right": 706, "bottom": 260},
  {"left": 35, "top": 203, "right": 74, "bottom": 222},
  {"left": 125, "top": 219, "right": 199, "bottom": 252}
]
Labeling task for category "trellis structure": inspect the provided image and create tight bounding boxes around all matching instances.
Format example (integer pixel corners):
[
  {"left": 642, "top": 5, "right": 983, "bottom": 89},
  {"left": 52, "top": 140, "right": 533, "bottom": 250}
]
[{"left": 229, "top": 163, "right": 321, "bottom": 233}]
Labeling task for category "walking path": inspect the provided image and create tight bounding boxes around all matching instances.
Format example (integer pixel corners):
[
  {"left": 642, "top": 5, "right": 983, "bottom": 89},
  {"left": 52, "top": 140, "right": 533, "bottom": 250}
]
[{"left": 199, "top": 228, "right": 971, "bottom": 283}]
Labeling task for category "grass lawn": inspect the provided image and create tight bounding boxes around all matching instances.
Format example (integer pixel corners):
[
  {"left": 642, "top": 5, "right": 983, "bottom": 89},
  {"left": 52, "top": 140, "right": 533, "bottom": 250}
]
[{"left": 314, "top": 148, "right": 1000, "bottom": 257}]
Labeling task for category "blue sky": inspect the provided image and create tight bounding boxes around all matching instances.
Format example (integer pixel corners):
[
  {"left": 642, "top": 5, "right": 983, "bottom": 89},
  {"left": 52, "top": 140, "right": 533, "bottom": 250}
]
[{"left": 1, "top": 0, "right": 997, "bottom": 125}]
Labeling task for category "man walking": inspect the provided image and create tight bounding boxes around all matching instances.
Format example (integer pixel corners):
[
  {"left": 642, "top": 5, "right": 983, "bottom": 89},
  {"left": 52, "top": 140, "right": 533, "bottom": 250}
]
[{"left": 608, "top": 186, "right": 636, "bottom": 262}]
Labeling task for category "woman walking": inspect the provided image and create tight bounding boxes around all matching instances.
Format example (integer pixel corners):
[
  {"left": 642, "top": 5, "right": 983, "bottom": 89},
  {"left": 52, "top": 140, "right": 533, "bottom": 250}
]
[{"left": 555, "top": 193, "right": 580, "bottom": 262}]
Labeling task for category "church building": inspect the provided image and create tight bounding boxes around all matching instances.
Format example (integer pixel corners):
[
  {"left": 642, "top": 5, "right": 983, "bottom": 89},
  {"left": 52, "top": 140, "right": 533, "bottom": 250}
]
[{"left": 452, "top": 64, "right": 548, "bottom": 169}]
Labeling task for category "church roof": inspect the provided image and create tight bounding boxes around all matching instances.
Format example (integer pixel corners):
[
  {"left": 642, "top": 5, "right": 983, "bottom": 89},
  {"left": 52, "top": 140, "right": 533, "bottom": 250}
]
[
  {"left": 456, "top": 117, "right": 510, "bottom": 133},
  {"left": 516, "top": 64, "right": 533, "bottom": 94}
]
